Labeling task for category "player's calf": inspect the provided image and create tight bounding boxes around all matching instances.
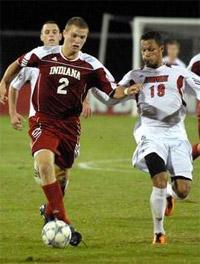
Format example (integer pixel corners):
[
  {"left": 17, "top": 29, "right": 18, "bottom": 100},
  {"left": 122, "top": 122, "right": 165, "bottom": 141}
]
[{"left": 192, "top": 143, "right": 200, "bottom": 160}]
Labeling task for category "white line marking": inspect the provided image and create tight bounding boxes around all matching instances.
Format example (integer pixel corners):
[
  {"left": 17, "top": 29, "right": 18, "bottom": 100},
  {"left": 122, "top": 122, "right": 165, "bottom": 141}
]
[{"left": 77, "top": 159, "right": 133, "bottom": 173}]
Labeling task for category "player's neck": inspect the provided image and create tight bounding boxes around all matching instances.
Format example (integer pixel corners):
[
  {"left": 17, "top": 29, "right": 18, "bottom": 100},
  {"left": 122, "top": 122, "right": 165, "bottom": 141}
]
[
  {"left": 61, "top": 47, "right": 79, "bottom": 60},
  {"left": 146, "top": 62, "right": 163, "bottom": 69}
]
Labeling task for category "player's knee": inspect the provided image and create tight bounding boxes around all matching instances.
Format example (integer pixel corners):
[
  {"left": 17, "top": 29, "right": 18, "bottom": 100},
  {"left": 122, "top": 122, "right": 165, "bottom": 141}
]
[
  {"left": 39, "top": 162, "right": 54, "bottom": 179},
  {"left": 173, "top": 178, "right": 191, "bottom": 199},
  {"left": 175, "top": 189, "right": 189, "bottom": 199},
  {"left": 145, "top": 153, "right": 166, "bottom": 176}
]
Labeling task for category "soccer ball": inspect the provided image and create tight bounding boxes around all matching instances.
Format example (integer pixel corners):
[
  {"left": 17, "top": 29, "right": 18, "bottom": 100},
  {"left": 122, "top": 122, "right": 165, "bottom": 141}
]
[{"left": 41, "top": 220, "right": 72, "bottom": 248}]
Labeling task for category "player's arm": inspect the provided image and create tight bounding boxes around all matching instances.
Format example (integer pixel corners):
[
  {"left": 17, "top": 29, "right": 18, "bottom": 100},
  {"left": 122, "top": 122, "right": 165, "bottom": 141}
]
[
  {"left": 110, "top": 84, "right": 142, "bottom": 99},
  {"left": 111, "top": 70, "right": 141, "bottom": 99},
  {"left": 93, "top": 64, "right": 142, "bottom": 99},
  {"left": 0, "top": 46, "right": 43, "bottom": 104},
  {"left": 91, "top": 87, "right": 134, "bottom": 106},
  {"left": 81, "top": 95, "right": 92, "bottom": 118},
  {"left": 8, "top": 69, "right": 29, "bottom": 130},
  {"left": 185, "top": 71, "right": 200, "bottom": 100},
  {"left": 0, "top": 60, "right": 21, "bottom": 104},
  {"left": 187, "top": 56, "right": 200, "bottom": 76},
  {"left": 8, "top": 88, "right": 25, "bottom": 130},
  {"left": 185, "top": 71, "right": 200, "bottom": 138}
]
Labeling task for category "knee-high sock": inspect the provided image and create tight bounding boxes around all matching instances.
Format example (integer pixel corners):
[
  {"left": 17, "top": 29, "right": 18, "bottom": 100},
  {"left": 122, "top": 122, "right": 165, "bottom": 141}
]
[
  {"left": 150, "top": 186, "right": 167, "bottom": 234},
  {"left": 42, "top": 181, "right": 71, "bottom": 224}
]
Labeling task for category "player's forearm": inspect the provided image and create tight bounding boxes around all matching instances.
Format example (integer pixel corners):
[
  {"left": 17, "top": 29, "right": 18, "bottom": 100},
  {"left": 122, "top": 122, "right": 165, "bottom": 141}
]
[
  {"left": 8, "top": 88, "right": 19, "bottom": 116},
  {"left": 1, "top": 60, "right": 21, "bottom": 85},
  {"left": 111, "top": 86, "right": 129, "bottom": 99},
  {"left": 111, "top": 84, "right": 142, "bottom": 99}
]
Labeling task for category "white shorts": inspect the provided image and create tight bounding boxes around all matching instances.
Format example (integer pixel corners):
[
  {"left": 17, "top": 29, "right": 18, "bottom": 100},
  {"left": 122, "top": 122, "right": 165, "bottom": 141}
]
[{"left": 132, "top": 137, "right": 193, "bottom": 180}]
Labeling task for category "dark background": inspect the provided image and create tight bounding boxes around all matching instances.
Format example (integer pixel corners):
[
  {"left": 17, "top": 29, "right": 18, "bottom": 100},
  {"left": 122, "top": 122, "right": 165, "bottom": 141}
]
[{"left": 1, "top": 0, "right": 200, "bottom": 79}]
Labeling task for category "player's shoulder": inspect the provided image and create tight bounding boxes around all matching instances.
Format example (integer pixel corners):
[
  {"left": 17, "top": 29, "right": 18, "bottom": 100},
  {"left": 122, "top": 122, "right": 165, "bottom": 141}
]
[
  {"left": 79, "top": 52, "right": 103, "bottom": 70},
  {"left": 127, "top": 67, "right": 147, "bottom": 78},
  {"left": 167, "top": 64, "right": 189, "bottom": 75},
  {"left": 28, "top": 45, "right": 61, "bottom": 58},
  {"left": 188, "top": 53, "right": 200, "bottom": 66}
]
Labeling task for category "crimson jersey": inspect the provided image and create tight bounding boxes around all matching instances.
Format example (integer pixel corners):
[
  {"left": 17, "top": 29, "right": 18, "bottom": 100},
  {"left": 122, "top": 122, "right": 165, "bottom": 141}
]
[{"left": 18, "top": 46, "right": 116, "bottom": 119}]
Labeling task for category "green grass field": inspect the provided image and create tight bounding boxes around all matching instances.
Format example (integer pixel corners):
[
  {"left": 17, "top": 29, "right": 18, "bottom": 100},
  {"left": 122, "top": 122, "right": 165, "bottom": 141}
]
[{"left": 0, "top": 115, "right": 199, "bottom": 264}]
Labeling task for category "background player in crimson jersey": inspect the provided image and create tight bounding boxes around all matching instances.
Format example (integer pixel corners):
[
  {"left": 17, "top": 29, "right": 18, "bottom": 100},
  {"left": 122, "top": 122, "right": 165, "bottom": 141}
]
[
  {"left": 0, "top": 17, "right": 141, "bottom": 246},
  {"left": 118, "top": 31, "right": 200, "bottom": 244},
  {"left": 187, "top": 53, "right": 200, "bottom": 159}
]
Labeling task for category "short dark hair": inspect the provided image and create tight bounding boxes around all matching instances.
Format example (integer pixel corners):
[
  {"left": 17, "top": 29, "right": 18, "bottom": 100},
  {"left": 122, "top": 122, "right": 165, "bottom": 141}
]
[
  {"left": 41, "top": 20, "right": 60, "bottom": 32},
  {"left": 141, "top": 31, "right": 164, "bottom": 46},
  {"left": 65, "top": 17, "right": 89, "bottom": 31},
  {"left": 165, "top": 39, "right": 180, "bottom": 47}
]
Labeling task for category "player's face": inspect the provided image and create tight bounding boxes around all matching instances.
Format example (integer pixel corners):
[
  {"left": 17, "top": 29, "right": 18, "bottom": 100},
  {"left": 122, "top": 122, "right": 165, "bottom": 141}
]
[
  {"left": 40, "top": 24, "right": 62, "bottom": 46},
  {"left": 63, "top": 25, "right": 88, "bottom": 54},
  {"left": 167, "top": 44, "right": 179, "bottom": 59},
  {"left": 141, "top": 39, "right": 164, "bottom": 68}
]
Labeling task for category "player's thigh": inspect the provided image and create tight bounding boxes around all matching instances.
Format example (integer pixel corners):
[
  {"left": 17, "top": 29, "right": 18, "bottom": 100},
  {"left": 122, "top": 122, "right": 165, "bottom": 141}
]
[
  {"left": 168, "top": 140, "right": 193, "bottom": 180},
  {"left": 132, "top": 137, "right": 168, "bottom": 172}
]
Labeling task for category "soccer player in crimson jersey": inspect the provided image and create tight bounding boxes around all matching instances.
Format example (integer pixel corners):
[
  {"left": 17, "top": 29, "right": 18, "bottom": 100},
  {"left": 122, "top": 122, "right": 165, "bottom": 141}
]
[
  {"left": 0, "top": 17, "right": 141, "bottom": 246},
  {"left": 119, "top": 31, "right": 200, "bottom": 244},
  {"left": 187, "top": 53, "right": 200, "bottom": 160},
  {"left": 8, "top": 20, "right": 92, "bottom": 198}
]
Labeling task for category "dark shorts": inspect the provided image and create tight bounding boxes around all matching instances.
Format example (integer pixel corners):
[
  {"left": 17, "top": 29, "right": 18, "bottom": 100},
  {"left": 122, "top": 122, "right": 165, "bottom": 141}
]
[{"left": 29, "top": 113, "right": 81, "bottom": 169}]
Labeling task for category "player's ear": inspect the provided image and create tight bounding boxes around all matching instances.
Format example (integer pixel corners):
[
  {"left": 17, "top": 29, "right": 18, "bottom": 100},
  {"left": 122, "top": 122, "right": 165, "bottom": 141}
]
[
  {"left": 59, "top": 33, "right": 63, "bottom": 41},
  {"left": 160, "top": 45, "right": 164, "bottom": 53},
  {"left": 40, "top": 33, "right": 44, "bottom": 42}
]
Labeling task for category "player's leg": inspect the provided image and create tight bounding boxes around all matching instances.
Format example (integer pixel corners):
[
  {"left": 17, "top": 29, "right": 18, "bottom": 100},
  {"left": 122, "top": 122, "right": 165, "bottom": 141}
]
[
  {"left": 192, "top": 143, "right": 200, "bottom": 160},
  {"left": 34, "top": 163, "right": 69, "bottom": 195},
  {"left": 145, "top": 152, "right": 168, "bottom": 244},
  {"left": 192, "top": 100, "right": 200, "bottom": 160},
  {"left": 34, "top": 149, "right": 71, "bottom": 225},
  {"left": 167, "top": 139, "right": 193, "bottom": 202},
  {"left": 170, "top": 177, "right": 191, "bottom": 200},
  {"left": 38, "top": 166, "right": 69, "bottom": 219},
  {"left": 54, "top": 165, "right": 69, "bottom": 195}
]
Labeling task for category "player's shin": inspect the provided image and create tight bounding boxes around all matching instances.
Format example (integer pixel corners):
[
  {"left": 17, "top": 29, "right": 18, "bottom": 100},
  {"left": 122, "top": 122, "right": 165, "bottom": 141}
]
[
  {"left": 42, "top": 180, "right": 71, "bottom": 224},
  {"left": 150, "top": 186, "right": 167, "bottom": 235},
  {"left": 55, "top": 166, "right": 69, "bottom": 195}
]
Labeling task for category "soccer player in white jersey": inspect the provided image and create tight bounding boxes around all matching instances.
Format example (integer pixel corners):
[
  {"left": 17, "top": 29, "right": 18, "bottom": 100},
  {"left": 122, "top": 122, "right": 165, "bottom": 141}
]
[
  {"left": 0, "top": 17, "right": 141, "bottom": 246},
  {"left": 163, "top": 39, "right": 186, "bottom": 68},
  {"left": 187, "top": 53, "right": 200, "bottom": 159},
  {"left": 118, "top": 31, "right": 200, "bottom": 244}
]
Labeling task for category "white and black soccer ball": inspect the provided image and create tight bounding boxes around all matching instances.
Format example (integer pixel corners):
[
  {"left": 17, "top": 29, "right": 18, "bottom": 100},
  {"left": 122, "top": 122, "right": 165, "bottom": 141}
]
[{"left": 41, "top": 220, "right": 72, "bottom": 248}]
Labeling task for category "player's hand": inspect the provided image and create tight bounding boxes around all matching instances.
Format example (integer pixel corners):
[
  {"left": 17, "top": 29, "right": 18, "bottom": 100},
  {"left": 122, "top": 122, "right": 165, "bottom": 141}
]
[
  {"left": 127, "top": 83, "right": 143, "bottom": 95},
  {"left": 0, "top": 81, "right": 8, "bottom": 104},
  {"left": 81, "top": 100, "right": 92, "bottom": 118},
  {"left": 10, "top": 113, "right": 25, "bottom": 130}
]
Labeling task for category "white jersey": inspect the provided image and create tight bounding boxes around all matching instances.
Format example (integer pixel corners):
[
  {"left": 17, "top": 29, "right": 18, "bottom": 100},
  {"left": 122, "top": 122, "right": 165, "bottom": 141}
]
[
  {"left": 119, "top": 64, "right": 200, "bottom": 142},
  {"left": 187, "top": 53, "right": 200, "bottom": 75},
  {"left": 163, "top": 56, "right": 186, "bottom": 68},
  {"left": 10, "top": 67, "right": 39, "bottom": 117}
]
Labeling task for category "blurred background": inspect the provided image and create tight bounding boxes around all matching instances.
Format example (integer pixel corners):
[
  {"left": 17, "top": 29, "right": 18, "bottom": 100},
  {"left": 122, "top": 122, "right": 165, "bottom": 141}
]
[{"left": 0, "top": 0, "right": 200, "bottom": 115}]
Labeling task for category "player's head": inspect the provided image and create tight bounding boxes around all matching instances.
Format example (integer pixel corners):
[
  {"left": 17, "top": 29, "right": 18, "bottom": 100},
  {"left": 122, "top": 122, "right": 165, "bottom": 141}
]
[
  {"left": 40, "top": 20, "right": 62, "bottom": 46},
  {"left": 165, "top": 39, "right": 180, "bottom": 60},
  {"left": 140, "top": 31, "right": 164, "bottom": 68},
  {"left": 63, "top": 17, "right": 89, "bottom": 54}
]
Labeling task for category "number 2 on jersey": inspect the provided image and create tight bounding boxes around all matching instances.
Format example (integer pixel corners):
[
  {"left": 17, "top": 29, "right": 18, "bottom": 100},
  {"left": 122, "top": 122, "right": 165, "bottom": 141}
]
[
  {"left": 150, "top": 84, "right": 165, "bottom": 98},
  {"left": 57, "top": 77, "right": 69, "bottom": 94}
]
